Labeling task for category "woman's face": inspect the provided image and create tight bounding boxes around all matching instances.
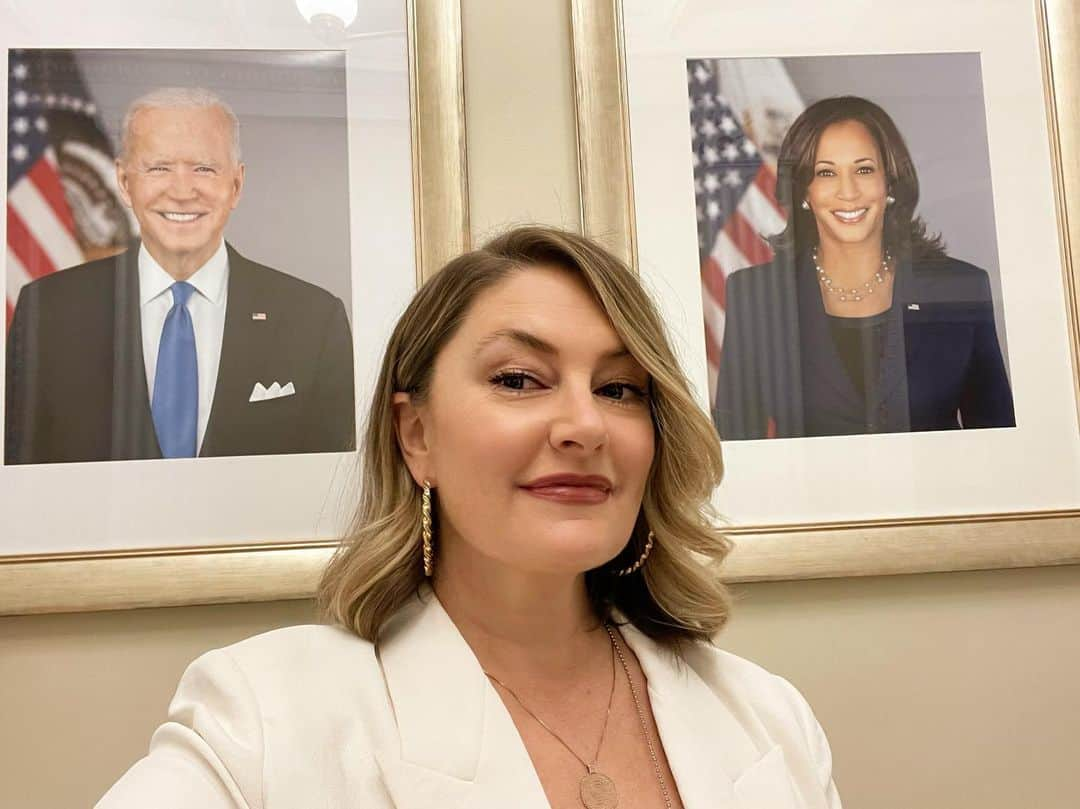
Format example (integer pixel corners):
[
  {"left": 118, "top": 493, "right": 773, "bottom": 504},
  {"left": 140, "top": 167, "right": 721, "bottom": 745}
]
[
  {"left": 401, "top": 265, "right": 655, "bottom": 577},
  {"left": 804, "top": 119, "right": 888, "bottom": 252}
]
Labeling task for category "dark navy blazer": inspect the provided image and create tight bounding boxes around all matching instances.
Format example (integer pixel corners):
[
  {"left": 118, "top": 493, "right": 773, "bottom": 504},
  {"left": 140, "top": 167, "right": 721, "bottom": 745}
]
[{"left": 714, "top": 251, "right": 1016, "bottom": 440}]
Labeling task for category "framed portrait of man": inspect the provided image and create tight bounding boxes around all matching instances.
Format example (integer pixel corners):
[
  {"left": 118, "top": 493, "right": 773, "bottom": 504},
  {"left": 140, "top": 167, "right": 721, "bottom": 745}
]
[
  {"left": 0, "top": 0, "right": 468, "bottom": 614},
  {"left": 571, "top": 0, "right": 1080, "bottom": 581}
]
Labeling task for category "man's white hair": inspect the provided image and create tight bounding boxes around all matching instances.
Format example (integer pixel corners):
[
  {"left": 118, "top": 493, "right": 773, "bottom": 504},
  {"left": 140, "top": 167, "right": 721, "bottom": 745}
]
[{"left": 120, "top": 87, "right": 242, "bottom": 163}]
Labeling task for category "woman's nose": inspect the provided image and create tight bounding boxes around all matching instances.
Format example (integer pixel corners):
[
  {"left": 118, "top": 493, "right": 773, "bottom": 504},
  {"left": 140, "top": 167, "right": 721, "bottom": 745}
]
[
  {"left": 549, "top": 386, "right": 607, "bottom": 453},
  {"left": 836, "top": 171, "right": 859, "bottom": 200}
]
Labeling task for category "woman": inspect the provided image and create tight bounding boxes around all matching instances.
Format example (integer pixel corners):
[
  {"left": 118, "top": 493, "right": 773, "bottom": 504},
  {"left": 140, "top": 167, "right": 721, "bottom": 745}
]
[
  {"left": 98, "top": 227, "right": 841, "bottom": 808},
  {"left": 715, "top": 96, "right": 1015, "bottom": 440}
]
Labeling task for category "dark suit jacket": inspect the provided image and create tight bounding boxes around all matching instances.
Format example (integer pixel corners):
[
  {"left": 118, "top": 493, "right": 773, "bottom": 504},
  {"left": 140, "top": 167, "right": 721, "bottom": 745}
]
[
  {"left": 714, "top": 251, "right": 1015, "bottom": 440},
  {"left": 5, "top": 244, "right": 355, "bottom": 464}
]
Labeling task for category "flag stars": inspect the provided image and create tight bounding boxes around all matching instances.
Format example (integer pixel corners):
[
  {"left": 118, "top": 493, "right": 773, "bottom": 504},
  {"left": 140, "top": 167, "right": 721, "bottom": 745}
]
[
  {"left": 694, "top": 64, "right": 711, "bottom": 84},
  {"left": 35, "top": 116, "right": 48, "bottom": 133},
  {"left": 11, "top": 143, "right": 29, "bottom": 163},
  {"left": 12, "top": 62, "right": 28, "bottom": 81},
  {"left": 723, "top": 170, "right": 743, "bottom": 188},
  {"left": 12, "top": 117, "right": 29, "bottom": 135},
  {"left": 742, "top": 140, "right": 758, "bottom": 156},
  {"left": 45, "top": 94, "right": 56, "bottom": 107},
  {"left": 706, "top": 200, "right": 721, "bottom": 220},
  {"left": 703, "top": 172, "right": 720, "bottom": 193},
  {"left": 719, "top": 116, "right": 736, "bottom": 135},
  {"left": 722, "top": 142, "right": 739, "bottom": 161},
  {"left": 13, "top": 89, "right": 28, "bottom": 108},
  {"left": 704, "top": 145, "right": 720, "bottom": 165},
  {"left": 700, "top": 119, "right": 718, "bottom": 138}
]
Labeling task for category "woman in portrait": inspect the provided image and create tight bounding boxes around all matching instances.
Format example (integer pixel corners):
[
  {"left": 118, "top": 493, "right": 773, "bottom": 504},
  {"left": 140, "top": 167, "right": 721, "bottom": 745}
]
[
  {"left": 98, "top": 227, "right": 840, "bottom": 808},
  {"left": 714, "top": 95, "right": 1015, "bottom": 440}
]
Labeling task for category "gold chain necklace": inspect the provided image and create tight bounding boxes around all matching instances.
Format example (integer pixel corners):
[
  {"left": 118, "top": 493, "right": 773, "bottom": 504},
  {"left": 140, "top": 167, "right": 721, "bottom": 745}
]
[{"left": 484, "top": 625, "right": 674, "bottom": 809}]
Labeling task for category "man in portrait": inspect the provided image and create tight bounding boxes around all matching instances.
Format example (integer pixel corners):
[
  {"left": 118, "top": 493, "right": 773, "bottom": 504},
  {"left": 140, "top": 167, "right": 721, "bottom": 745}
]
[{"left": 5, "top": 87, "right": 355, "bottom": 464}]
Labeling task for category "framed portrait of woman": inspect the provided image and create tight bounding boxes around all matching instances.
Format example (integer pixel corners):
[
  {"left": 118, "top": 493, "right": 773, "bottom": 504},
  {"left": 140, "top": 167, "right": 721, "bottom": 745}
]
[
  {"left": 571, "top": 0, "right": 1080, "bottom": 580},
  {"left": 0, "top": 0, "right": 467, "bottom": 614}
]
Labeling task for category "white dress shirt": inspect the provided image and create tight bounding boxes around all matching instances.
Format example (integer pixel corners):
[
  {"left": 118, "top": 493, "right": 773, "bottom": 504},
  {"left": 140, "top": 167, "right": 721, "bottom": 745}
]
[{"left": 139, "top": 242, "right": 229, "bottom": 453}]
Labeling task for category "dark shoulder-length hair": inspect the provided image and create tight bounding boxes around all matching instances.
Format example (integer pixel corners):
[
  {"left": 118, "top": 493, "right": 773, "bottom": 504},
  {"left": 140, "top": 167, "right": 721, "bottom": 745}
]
[{"left": 771, "top": 95, "right": 945, "bottom": 262}]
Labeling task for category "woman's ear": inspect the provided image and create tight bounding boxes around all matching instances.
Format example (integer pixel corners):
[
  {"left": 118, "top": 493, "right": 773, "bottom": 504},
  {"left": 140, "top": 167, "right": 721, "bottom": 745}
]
[{"left": 392, "top": 391, "right": 433, "bottom": 485}]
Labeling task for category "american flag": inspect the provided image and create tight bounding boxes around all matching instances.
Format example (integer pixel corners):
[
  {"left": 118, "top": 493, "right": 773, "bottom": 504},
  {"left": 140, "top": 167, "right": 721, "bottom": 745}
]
[
  {"left": 688, "top": 58, "right": 800, "bottom": 405},
  {"left": 7, "top": 50, "right": 131, "bottom": 326}
]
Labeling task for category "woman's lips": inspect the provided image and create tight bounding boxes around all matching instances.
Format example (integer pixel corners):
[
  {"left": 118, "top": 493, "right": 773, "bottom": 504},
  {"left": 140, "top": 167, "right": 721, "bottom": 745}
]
[
  {"left": 520, "top": 485, "right": 611, "bottom": 504},
  {"left": 520, "top": 474, "right": 613, "bottom": 504},
  {"left": 832, "top": 207, "right": 868, "bottom": 224}
]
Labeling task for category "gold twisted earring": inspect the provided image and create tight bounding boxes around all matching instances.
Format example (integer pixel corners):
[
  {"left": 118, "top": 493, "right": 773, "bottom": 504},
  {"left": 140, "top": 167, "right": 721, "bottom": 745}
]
[
  {"left": 614, "top": 531, "right": 655, "bottom": 576},
  {"left": 421, "top": 480, "right": 434, "bottom": 577}
]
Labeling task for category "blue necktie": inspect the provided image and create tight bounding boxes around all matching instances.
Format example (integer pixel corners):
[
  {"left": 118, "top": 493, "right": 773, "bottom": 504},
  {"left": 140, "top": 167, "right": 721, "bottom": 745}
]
[{"left": 152, "top": 282, "right": 198, "bottom": 458}]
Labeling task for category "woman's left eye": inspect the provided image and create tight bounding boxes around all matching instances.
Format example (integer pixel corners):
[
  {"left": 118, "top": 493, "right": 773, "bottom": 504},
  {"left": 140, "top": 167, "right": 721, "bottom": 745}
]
[
  {"left": 595, "top": 381, "right": 648, "bottom": 401},
  {"left": 490, "top": 371, "right": 542, "bottom": 391}
]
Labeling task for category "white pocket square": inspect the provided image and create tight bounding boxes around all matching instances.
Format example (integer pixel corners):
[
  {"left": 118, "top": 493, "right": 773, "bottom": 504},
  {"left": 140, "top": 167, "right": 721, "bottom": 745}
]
[{"left": 249, "top": 381, "right": 296, "bottom": 402}]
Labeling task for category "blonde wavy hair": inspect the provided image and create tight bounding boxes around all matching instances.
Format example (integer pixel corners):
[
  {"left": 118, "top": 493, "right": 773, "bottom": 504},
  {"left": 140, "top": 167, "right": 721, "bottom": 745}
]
[{"left": 318, "top": 226, "right": 731, "bottom": 650}]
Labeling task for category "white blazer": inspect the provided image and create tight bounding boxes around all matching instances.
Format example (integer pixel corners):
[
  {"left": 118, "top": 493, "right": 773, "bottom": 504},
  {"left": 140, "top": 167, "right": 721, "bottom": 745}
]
[{"left": 97, "top": 589, "right": 841, "bottom": 809}]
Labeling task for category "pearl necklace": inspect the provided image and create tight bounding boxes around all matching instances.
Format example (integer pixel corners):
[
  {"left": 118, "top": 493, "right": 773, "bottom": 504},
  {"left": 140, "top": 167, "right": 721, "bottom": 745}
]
[{"left": 812, "top": 247, "right": 892, "bottom": 303}]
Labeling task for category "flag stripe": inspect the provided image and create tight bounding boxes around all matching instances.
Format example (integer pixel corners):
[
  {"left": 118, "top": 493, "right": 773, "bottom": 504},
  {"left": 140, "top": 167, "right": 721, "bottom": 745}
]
[
  {"left": 7, "top": 205, "right": 59, "bottom": 279},
  {"left": 703, "top": 317, "right": 721, "bottom": 381},
  {"left": 6, "top": 248, "right": 34, "bottom": 307},
  {"left": 740, "top": 178, "right": 786, "bottom": 238},
  {"left": 752, "top": 166, "right": 785, "bottom": 220},
  {"left": 711, "top": 230, "right": 751, "bottom": 277},
  {"left": 701, "top": 285, "right": 726, "bottom": 355},
  {"left": 28, "top": 156, "right": 77, "bottom": 237},
  {"left": 8, "top": 174, "right": 83, "bottom": 271},
  {"left": 725, "top": 210, "right": 773, "bottom": 267},
  {"left": 701, "top": 255, "right": 726, "bottom": 309}
]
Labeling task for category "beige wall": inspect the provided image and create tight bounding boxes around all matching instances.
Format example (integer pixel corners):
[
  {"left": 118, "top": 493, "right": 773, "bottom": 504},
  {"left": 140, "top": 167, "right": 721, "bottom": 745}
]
[{"left": 3, "top": 1, "right": 1080, "bottom": 807}]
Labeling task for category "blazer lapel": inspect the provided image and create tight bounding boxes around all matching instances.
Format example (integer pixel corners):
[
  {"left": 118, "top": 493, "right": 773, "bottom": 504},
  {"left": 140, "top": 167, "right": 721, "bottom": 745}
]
[
  {"left": 618, "top": 622, "right": 763, "bottom": 809},
  {"left": 109, "top": 245, "right": 161, "bottom": 460},
  {"left": 872, "top": 258, "right": 912, "bottom": 432},
  {"left": 795, "top": 254, "right": 860, "bottom": 409},
  {"left": 200, "top": 246, "right": 269, "bottom": 456},
  {"left": 373, "top": 588, "right": 551, "bottom": 809}
]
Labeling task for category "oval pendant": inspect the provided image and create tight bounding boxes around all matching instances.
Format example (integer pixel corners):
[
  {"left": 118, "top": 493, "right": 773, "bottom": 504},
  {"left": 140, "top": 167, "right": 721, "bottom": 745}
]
[{"left": 580, "top": 771, "right": 618, "bottom": 809}]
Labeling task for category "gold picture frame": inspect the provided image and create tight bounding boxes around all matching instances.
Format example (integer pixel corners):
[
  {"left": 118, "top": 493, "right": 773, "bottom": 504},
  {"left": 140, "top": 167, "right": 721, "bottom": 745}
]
[
  {"left": 0, "top": 0, "right": 468, "bottom": 616},
  {"left": 570, "top": 0, "right": 1080, "bottom": 582}
]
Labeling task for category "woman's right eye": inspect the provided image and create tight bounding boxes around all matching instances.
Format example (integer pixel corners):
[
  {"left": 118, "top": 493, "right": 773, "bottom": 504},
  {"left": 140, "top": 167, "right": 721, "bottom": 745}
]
[{"left": 489, "top": 371, "right": 542, "bottom": 391}]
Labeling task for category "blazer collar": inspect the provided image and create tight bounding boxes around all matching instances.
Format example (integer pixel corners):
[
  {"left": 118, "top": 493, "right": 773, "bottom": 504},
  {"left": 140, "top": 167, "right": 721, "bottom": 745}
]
[
  {"left": 372, "top": 589, "right": 768, "bottom": 809},
  {"left": 199, "top": 244, "right": 266, "bottom": 456}
]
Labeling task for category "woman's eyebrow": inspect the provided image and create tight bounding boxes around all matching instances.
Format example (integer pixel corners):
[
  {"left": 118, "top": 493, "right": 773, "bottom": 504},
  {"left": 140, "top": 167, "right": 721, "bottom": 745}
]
[
  {"left": 814, "top": 157, "right": 877, "bottom": 165},
  {"left": 474, "top": 328, "right": 556, "bottom": 357},
  {"left": 473, "top": 328, "right": 631, "bottom": 360}
]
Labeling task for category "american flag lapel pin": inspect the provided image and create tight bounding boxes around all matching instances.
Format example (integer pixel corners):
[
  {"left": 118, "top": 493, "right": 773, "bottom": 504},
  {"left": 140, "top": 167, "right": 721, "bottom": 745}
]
[
  {"left": 907, "top": 304, "right": 920, "bottom": 311},
  {"left": 252, "top": 312, "right": 268, "bottom": 321}
]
